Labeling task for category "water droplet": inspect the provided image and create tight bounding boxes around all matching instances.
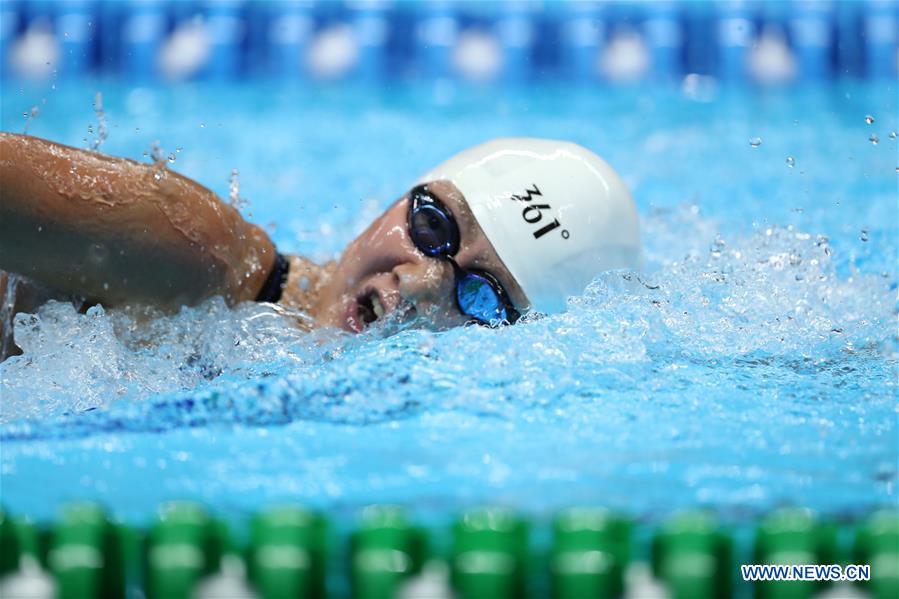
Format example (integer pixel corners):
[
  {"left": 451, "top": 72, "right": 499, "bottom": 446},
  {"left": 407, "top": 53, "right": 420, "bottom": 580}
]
[
  {"left": 22, "top": 105, "right": 40, "bottom": 134},
  {"left": 785, "top": 156, "right": 795, "bottom": 168},
  {"left": 890, "top": 131, "right": 898, "bottom": 140},
  {"left": 864, "top": 114, "right": 875, "bottom": 124},
  {"left": 90, "top": 91, "right": 108, "bottom": 151},
  {"left": 860, "top": 229, "right": 869, "bottom": 242},
  {"left": 153, "top": 171, "right": 162, "bottom": 181},
  {"left": 869, "top": 134, "right": 879, "bottom": 145},
  {"left": 87, "top": 125, "right": 93, "bottom": 134},
  {"left": 37, "top": 225, "right": 43, "bottom": 233},
  {"left": 167, "top": 153, "right": 176, "bottom": 163},
  {"left": 200, "top": 123, "right": 206, "bottom": 128},
  {"left": 749, "top": 137, "right": 762, "bottom": 148},
  {"left": 228, "top": 168, "right": 250, "bottom": 210}
]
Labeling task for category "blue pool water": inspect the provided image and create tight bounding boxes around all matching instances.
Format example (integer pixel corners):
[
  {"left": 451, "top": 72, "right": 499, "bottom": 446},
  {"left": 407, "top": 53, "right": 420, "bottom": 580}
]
[{"left": 0, "top": 79, "right": 896, "bottom": 527}]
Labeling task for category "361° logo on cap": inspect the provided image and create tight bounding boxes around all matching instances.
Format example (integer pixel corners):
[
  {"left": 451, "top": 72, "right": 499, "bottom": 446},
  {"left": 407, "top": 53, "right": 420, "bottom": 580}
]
[{"left": 510, "top": 184, "right": 569, "bottom": 240}]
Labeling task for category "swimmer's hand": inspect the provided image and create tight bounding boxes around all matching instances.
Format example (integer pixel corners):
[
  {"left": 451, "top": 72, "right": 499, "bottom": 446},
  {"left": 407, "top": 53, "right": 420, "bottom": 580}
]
[{"left": 0, "top": 133, "right": 276, "bottom": 309}]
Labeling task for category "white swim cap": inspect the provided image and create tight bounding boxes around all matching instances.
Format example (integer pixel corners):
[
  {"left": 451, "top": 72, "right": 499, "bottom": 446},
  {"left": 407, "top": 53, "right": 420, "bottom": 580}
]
[{"left": 420, "top": 138, "right": 641, "bottom": 313}]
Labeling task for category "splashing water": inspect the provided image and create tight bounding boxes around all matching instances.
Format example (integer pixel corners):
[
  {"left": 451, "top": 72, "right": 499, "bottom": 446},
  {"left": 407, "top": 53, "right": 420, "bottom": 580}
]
[
  {"left": 149, "top": 140, "right": 166, "bottom": 164},
  {"left": 89, "top": 91, "right": 108, "bottom": 151},
  {"left": 2, "top": 207, "right": 892, "bottom": 424},
  {"left": 21, "top": 105, "right": 39, "bottom": 134},
  {"left": 229, "top": 168, "right": 250, "bottom": 211},
  {"left": 1, "top": 298, "right": 325, "bottom": 423}
]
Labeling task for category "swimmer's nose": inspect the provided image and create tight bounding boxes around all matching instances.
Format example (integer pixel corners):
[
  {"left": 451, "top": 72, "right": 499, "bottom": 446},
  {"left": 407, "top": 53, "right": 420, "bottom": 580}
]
[{"left": 394, "top": 254, "right": 456, "bottom": 314}]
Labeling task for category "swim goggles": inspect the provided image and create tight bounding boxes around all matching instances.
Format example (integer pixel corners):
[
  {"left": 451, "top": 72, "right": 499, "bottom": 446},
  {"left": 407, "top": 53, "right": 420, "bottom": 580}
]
[{"left": 407, "top": 184, "right": 520, "bottom": 326}]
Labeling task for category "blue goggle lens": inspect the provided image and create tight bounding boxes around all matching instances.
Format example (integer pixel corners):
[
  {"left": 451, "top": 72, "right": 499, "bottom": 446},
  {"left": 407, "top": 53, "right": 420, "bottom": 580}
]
[{"left": 457, "top": 272, "right": 507, "bottom": 324}]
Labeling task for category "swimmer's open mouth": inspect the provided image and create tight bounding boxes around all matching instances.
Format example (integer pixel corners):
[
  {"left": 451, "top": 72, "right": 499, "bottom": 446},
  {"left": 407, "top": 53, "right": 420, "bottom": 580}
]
[
  {"left": 344, "top": 289, "right": 420, "bottom": 334},
  {"left": 357, "top": 290, "right": 385, "bottom": 326},
  {"left": 345, "top": 289, "right": 388, "bottom": 333}
]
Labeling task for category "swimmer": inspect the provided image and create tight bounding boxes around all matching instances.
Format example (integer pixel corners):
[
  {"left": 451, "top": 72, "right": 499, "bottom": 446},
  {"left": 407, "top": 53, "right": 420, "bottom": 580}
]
[{"left": 0, "top": 133, "right": 641, "bottom": 359}]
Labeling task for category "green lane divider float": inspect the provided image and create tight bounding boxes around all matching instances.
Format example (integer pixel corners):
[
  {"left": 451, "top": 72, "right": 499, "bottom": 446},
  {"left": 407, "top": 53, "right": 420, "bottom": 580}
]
[
  {"left": 0, "top": 508, "right": 19, "bottom": 578},
  {"left": 753, "top": 507, "right": 836, "bottom": 599},
  {"left": 854, "top": 509, "right": 899, "bottom": 599},
  {"left": 1, "top": 502, "right": 897, "bottom": 599},
  {"left": 451, "top": 507, "right": 529, "bottom": 599},
  {"left": 249, "top": 505, "right": 328, "bottom": 599},
  {"left": 146, "top": 502, "right": 224, "bottom": 599},
  {"left": 350, "top": 505, "right": 426, "bottom": 599},
  {"left": 550, "top": 507, "right": 631, "bottom": 599},
  {"left": 651, "top": 510, "right": 733, "bottom": 599},
  {"left": 49, "top": 503, "right": 125, "bottom": 599}
]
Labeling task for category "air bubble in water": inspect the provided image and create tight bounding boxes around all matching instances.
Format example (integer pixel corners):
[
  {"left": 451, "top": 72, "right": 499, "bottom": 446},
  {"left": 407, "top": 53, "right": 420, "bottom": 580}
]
[
  {"left": 749, "top": 137, "right": 762, "bottom": 148},
  {"left": 786, "top": 156, "right": 795, "bottom": 168},
  {"left": 889, "top": 131, "right": 897, "bottom": 140},
  {"left": 864, "top": 114, "right": 875, "bottom": 124},
  {"left": 168, "top": 153, "right": 176, "bottom": 164},
  {"left": 860, "top": 229, "right": 869, "bottom": 242},
  {"left": 869, "top": 134, "right": 879, "bottom": 145}
]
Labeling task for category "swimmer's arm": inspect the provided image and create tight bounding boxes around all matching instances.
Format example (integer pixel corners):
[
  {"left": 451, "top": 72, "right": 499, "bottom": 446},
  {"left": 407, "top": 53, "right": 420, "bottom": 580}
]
[{"left": 0, "top": 132, "right": 275, "bottom": 308}]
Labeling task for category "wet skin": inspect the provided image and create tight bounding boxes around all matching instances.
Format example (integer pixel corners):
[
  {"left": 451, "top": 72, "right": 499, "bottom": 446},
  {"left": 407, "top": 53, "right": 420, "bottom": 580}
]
[
  {"left": 0, "top": 132, "right": 275, "bottom": 307},
  {"left": 0, "top": 134, "right": 526, "bottom": 350},
  {"left": 311, "top": 180, "right": 529, "bottom": 333}
]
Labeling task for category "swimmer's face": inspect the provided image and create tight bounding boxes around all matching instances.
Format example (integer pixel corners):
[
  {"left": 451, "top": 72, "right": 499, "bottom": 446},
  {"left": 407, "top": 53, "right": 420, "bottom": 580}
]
[{"left": 313, "top": 180, "right": 528, "bottom": 333}]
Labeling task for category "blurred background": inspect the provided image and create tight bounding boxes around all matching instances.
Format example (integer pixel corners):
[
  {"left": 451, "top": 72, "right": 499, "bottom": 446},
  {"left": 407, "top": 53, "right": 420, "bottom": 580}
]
[{"left": 0, "top": 0, "right": 896, "bottom": 85}]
